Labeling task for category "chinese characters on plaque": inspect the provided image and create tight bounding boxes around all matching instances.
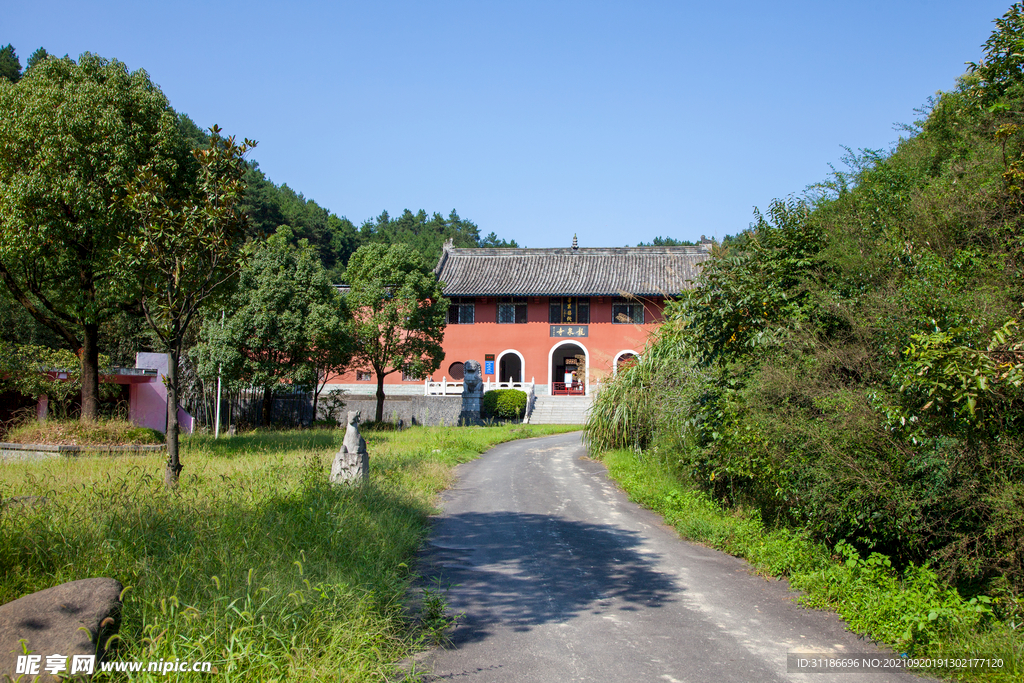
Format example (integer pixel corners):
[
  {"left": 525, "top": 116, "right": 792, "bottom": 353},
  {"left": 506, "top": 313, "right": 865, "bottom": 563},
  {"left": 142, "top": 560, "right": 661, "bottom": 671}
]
[{"left": 549, "top": 325, "right": 588, "bottom": 338}]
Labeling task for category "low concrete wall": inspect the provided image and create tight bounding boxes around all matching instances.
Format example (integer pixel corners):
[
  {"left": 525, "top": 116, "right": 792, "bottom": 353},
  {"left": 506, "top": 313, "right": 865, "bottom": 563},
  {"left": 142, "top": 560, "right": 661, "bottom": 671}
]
[
  {"left": 337, "top": 395, "right": 465, "bottom": 427},
  {"left": 0, "top": 442, "right": 166, "bottom": 462}
]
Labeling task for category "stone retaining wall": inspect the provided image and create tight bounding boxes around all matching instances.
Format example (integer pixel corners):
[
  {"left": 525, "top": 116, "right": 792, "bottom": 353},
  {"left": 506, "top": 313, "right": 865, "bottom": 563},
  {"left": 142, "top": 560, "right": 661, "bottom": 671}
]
[
  {"left": 338, "top": 395, "right": 465, "bottom": 427},
  {"left": 0, "top": 442, "right": 166, "bottom": 462}
]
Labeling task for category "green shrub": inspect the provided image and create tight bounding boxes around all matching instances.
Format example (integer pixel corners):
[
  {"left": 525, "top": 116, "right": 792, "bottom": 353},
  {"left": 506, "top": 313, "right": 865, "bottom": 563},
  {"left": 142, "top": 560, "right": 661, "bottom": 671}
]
[
  {"left": 360, "top": 420, "right": 403, "bottom": 432},
  {"left": 482, "top": 389, "right": 527, "bottom": 420}
]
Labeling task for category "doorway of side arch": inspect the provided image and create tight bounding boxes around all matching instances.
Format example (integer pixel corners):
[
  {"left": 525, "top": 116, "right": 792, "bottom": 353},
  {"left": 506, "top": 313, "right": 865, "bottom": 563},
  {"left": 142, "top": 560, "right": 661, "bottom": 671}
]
[
  {"left": 551, "top": 343, "right": 586, "bottom": 396},
  {"left": 615, "top": 352, "right": 639, "bottom": 374},
  {"left": 498, "top": 353, "right": 522, "bottom": 384}
]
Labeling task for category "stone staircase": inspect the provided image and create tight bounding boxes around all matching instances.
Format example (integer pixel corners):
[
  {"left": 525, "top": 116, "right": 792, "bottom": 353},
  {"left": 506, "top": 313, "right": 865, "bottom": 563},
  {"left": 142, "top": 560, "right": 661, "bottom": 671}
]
[{"left": 526, "top": 395, "right": 593, "bottom": 425}]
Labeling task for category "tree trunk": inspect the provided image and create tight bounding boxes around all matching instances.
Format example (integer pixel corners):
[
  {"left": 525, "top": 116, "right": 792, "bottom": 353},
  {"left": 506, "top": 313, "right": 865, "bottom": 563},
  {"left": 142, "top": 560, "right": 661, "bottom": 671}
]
[
  {"left": 262, "top": 385, "right": 274, "bottom": 426},
  {"left": 80, "top": 322, "right": 100, "bottom": 421},
  {"left": 375, "top": 371, "right": 385, "bottom": 423},
  {"left": 164, "top": 347, "right": 182, "bottom": 487}
]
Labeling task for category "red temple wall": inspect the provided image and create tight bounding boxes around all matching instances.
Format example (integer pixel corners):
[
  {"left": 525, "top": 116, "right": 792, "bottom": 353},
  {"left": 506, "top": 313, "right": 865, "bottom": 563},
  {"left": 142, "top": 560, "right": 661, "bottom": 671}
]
[{"left": 330, "top": 296, "right": 667, "bottom": 393}]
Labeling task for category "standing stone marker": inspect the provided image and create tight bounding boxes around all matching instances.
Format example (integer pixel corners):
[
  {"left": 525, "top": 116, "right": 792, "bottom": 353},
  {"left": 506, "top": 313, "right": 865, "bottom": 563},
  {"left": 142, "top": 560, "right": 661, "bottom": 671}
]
[{"left": 330, "top": 410, "right": 369, "bottom": 484}]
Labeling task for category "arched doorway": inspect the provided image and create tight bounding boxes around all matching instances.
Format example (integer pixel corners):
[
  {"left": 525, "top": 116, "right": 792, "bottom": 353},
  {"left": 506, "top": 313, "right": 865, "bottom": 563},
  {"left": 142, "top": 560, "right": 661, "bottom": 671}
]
[
  {"left": 614, "top": 350, "right": 640, "bottom": 376},
  {"left": 497, "top": 349, "right": 524, "bottom": 384},
  {"left": 548, "top": 341, "right": 588, "bottom": 395}
]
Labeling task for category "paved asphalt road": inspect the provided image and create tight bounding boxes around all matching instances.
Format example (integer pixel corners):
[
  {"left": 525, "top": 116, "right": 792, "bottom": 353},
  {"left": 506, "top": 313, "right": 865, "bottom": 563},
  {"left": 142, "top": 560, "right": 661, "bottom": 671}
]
[{"left": 414, "top": 431, "right": 933, "bottom": 683}]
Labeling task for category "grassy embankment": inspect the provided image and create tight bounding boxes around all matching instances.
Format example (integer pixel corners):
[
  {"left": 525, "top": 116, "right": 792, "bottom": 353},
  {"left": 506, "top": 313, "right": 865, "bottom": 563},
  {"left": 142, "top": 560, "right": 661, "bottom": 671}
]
[
  {"left": 0, "top": 423, "right": 579, "bottom": 681},
  {"left": 597, "top": 448, "right": 1021, "bottom": 683}
]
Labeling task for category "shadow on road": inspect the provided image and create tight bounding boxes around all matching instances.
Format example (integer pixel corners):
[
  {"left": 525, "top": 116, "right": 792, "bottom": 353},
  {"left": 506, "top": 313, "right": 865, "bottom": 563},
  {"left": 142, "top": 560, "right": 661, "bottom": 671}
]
[{"left": 417, "top": 511, "right": 680, "bottom": 646}]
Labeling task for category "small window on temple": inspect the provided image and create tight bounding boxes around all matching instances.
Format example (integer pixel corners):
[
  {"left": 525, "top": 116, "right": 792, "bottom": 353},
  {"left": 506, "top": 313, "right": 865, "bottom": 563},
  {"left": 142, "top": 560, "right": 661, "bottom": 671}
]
[
  {"left": 612, "top": 298, "right": 644, "bottom": 324},
  {"left": 447, "top": 297, "right": 475, "bottom": 324},
  {"left": 497, "top": 297, "right": 528, "bottom": 324},
  {"left": 548, "top": 297, "right": 590, "bottom": 324},
  {"left": 356, "top": 370, "right": 372, "bottom": 381},
  {"left": 448, "top": 362, "right": 465, "bottom": 380}
]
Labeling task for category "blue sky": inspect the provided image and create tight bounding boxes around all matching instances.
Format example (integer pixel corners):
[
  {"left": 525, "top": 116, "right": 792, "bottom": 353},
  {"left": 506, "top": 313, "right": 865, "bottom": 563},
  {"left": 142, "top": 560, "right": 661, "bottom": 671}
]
[{"left": 7, "top": 1, "right": 1015, "bottom": 247}]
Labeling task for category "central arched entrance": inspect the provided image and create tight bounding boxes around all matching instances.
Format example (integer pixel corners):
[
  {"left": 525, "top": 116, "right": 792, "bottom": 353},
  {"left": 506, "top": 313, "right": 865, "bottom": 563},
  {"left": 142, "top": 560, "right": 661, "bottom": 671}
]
[{"left": 548, "top": 341, "right": 588, "bottom": 395}]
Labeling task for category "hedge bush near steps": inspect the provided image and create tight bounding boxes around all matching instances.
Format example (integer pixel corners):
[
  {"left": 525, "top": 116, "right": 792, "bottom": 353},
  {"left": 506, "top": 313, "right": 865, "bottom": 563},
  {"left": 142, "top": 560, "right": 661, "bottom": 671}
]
[{"left": 482, "top": 389, "right": 527, "bottom": 420}]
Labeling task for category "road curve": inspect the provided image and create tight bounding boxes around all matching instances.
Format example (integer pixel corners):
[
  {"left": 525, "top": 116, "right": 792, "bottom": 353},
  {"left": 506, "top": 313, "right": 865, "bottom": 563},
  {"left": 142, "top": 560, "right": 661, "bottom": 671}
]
[{"left": 414, "top": 431, "right": 930, "bottom": 682}]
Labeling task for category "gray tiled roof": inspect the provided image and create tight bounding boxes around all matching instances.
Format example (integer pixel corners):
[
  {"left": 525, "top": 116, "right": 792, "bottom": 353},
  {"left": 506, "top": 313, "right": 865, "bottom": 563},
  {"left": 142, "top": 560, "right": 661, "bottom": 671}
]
[{"left": 434, "top": 244, "right": 711, "bottom": 297}]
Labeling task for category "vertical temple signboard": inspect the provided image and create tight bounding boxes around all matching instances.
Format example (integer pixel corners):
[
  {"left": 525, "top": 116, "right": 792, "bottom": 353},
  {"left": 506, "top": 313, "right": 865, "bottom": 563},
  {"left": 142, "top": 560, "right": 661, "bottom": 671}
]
[{"left": 484, "top": 353, "right": 495, "bottom": 375}]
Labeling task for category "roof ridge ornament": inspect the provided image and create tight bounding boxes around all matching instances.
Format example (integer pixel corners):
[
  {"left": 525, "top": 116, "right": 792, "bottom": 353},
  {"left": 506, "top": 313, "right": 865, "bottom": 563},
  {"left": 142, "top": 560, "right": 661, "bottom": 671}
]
[{"left": 572, "top": 234, "right": 578, "bottom": 251}]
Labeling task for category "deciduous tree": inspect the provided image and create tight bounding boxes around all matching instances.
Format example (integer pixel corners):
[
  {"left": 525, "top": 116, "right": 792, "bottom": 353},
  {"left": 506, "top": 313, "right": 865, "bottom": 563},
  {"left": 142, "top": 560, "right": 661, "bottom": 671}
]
[
  {"left": 345, "top": 243, "right": 447, "bottom": 421},
  {"left": 126, "top": 126, "right": 254, "bottom": 486},
  {"left": 0, "top": 53, "right": 192, "bottom": 421},
  {"left": 192, "top": 226, "right": 350, "bottom": 428}
]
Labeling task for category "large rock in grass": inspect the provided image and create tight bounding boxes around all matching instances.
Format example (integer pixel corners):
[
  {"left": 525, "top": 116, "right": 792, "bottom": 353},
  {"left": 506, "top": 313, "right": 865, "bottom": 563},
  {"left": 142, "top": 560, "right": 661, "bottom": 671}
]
[{"left": 0, "top": 578, "right": 122, "bottom": 682}]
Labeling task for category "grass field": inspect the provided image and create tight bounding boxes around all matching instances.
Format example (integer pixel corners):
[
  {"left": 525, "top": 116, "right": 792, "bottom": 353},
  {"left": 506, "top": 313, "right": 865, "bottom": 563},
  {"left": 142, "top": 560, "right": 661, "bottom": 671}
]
[{"left": 0, "top": 424, "right": 579, "bottom": 681}]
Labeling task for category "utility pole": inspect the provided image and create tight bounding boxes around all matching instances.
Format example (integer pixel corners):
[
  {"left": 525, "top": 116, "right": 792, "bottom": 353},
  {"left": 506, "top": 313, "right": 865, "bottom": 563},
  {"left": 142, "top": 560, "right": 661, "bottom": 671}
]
[{"left": 214, "top": 311, "right": 224, "bottom": 439}]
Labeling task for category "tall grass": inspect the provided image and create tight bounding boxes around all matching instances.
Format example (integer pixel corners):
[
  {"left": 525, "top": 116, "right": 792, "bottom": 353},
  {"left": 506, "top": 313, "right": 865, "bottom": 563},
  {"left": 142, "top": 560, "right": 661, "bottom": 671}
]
[
  {"left": 0, "top": 424, "right": 577, "bottom": 681},
  {"left": 583, "top": 340, "right": 708, "bottom": 457}
]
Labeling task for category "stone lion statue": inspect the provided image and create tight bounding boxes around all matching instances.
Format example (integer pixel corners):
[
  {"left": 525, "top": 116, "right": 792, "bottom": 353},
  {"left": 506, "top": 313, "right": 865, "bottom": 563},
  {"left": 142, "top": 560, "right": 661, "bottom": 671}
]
[
  {"left": 330, "top": 410, "right": 368, "bottom": 484},
  {"left": 341, "top": 410, "right": 366, "bottom": 455},
  {"left": 464, "top": 359, "right": 483, "bottom": 396}
]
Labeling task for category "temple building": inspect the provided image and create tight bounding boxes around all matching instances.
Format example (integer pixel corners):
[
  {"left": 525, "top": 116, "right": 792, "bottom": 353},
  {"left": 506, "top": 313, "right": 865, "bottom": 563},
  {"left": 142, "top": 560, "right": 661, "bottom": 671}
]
[{"left": 329, "top": 237, "right": 711, "bottom": 404}]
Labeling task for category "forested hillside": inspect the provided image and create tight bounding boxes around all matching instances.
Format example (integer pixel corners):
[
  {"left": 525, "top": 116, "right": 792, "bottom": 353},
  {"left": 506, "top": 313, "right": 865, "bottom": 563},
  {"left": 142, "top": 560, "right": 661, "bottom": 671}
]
[
  {"left": 588, "top": 1, "right": 1024, "bottom": 624},
  {"left": 176, "top": 115, "right": 517, "bottom": 282}
]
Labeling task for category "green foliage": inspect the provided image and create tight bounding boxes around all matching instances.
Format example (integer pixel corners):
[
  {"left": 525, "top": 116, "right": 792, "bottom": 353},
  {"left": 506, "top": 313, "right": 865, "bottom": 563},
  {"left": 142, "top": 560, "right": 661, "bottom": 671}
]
[
  {"left": 239, "top": 165, "right": 361, "bottom": 280},
  {"left": 126, "top": 124, "right": 255, "bottom": 482},
  {"left": 238, "top": 170, "right": 516, "bottom": 282},
  {"left": 126, "top": 125, "right": 254, "bottom": 354},
  {"left": 897, "top": 318, "right": 1024, "bottom": 434},
  {"left": 479, "top": 231, "right": 519, "bottom": 248},
  {"left": 0, "top": 343, "right": 92, "bottom": 407},
  {"left": 680, "top": 198, "right": 822, "bottom": 364},
  {"left": 0, "top": 52, "right": 193, "bottom": 420},
  {"left": 586, "top": 1, "right": 1024, "bottom": 607},
  {"left": 482, "top": 389, "right": 527, "bottom": 420},
  {"left": 192, "top": 226, "right": 351, "bottom": 426},
  {"left": 584, "top": 343, "right": 708, "bottom": 454},
  {"left": 25, "top": 47, "right": 49, "bottom": 72},
  {"left": 358, "top": 208, "right": 499, "bottom": 265},
  {"left": 805, "top": 543, "right": 995, "bottom": 649},
  {"left": 175, "top": 112, "right": 210, "bottom": 151},
  {"left": 968, "top": 3, "right": 1024, "bottom": 102},
  {"left": 637, "top": 236, "right": 699, "bottom": 246},
  {"left": 345, "top": 243, "right": 448, "bottom": 421},
  {"left": 0, "top": 44, "right": 21, "bottom": 83},
  {"left": 416, "top": 578, "right": 461, "bottom": 646},
  {"left": 0, "top": 342, "right": 120, "bottom": 417}
]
